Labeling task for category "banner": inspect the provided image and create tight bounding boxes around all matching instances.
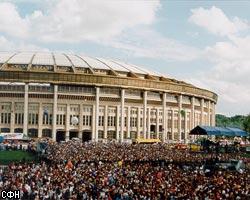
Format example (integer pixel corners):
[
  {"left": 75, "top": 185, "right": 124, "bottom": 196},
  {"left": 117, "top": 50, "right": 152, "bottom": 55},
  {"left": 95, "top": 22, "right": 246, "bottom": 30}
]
[{"left": 0, "top": 133, "right": 24, "bottom": 140}]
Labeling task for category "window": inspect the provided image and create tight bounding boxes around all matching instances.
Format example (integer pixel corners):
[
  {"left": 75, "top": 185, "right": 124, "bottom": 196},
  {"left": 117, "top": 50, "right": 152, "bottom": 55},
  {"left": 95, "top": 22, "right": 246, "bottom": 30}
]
[
  {"left": 56, "top": 114, "right": 66, "bottom": 125},
  {"left": 98, "top": 116, "right": 104, "bottom": 126},
  {"left": 108, "top": 116, "right": 116, "bottom": 127},
  {"left": 83, "top": 115, "right": 92, "bottom": 126},
  {"left": 15, "top": 113, "right": 23, "bottom": 124},
  {"left": 43, "top": 113, "right": 52, "bottom": 125},
  {"left": 1, "top": 113, "right": 11, "bottom": 124},
  {"left": 130, "top": 117, "right": 137, "bottom": 127}
]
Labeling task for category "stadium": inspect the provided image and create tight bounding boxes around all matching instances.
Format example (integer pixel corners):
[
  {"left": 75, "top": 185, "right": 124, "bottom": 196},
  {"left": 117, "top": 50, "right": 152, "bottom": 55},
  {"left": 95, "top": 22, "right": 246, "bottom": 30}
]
[{"left": 0, "top": 52, "right": 217, "bottom": 143}]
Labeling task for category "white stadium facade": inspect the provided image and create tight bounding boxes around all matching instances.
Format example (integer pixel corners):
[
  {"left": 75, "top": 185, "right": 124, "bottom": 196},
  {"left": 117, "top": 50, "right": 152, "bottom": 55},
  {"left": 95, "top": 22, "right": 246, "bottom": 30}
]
[{"left": 0, "top": 52, "right": 217, "bottom": 143}]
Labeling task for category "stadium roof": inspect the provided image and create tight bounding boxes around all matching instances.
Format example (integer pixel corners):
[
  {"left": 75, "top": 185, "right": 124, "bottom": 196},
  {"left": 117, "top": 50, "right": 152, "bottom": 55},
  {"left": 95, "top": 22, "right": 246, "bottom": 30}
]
[
  {"left": 0, "top": 51, "right": 218, "bottom": 102},
  {"left": 0, "top": 51, "right": 165, "bottom": 77},
  {"left": 190, "top": 126, "right": 249, "bottom": 137}
]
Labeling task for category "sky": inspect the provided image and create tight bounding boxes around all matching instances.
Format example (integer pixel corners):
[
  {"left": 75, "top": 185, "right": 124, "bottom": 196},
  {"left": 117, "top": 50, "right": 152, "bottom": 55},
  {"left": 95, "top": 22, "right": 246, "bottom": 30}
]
[{"left": 0, "top": 0, "right": 250, "bottom": 116}]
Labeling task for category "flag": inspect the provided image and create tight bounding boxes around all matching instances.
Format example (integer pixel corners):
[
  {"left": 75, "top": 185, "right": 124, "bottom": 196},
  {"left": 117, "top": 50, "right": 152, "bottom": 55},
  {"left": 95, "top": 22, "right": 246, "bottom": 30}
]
[{"left": 66, "top": 160, "right": 73, "bottom": 169}]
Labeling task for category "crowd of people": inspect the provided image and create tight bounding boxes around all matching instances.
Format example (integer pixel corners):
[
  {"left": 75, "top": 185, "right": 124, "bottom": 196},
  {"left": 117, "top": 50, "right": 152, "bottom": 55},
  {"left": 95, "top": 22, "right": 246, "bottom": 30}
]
[{"left": 0, "top": 140, "right": 249, "bottom": 199}]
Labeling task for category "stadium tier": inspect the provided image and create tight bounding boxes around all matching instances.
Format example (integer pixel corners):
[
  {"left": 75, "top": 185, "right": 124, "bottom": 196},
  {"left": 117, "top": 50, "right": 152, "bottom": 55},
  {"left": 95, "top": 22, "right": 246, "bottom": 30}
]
[{"left": 0, "top": 52, "right": 217, "bottom": 142}]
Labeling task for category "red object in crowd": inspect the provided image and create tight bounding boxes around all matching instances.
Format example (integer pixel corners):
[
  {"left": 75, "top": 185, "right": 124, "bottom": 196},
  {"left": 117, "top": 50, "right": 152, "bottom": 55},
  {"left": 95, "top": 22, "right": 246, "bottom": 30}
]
[{"left": 66, "top": 160, "right": 73, "bottom": 169}]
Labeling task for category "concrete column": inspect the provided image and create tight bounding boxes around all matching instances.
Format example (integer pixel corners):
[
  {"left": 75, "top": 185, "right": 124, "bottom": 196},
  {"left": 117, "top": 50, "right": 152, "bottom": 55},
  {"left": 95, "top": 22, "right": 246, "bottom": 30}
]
[
  {"left": 201, "top": 99, "right": 204, "bottom": 125},
  {"left": 137, "top": 107, "right": 140, "bottom": 139},
  {"left": 23, "top": 84, "right": 28, "bottom": 135},
  {"left": 143, "top": 91, "right": 147, "bottom": 139},
  {"left": 116, "top": 105, "right": 120, "bottom": 141},
  {"left": 184, "top": 111, "right": 188, "bottom": 143},
  {"left": 104, "top": 105, "right": 108, "bottom": 139},
  {"left": 208, "top": 101, "right": 211, "bottom": 126},
  {"left": 10, "top": 102, "right": 15, "bottom": 133},
  {"left": 127, "top": 106, "right": 131, "bottom": 138},
  {"left": 191, "top": 97, "right": 195, "bottom": 129},
  {"left": 212, "top": 102, "right": 216, "bottom": 126},
  {"left": 171, "top": 110, "right": 174, "bottom": 140},
  {"left": 147, "top": 107, "right": 151, "bottom": 139},
  {"left": 52, "top": 85, "right": 58, "bottom": 141},
  {"left": 92, "top": 105, "right": 95, "bottom": 141},
  {"left": 65, "top": 104, "right": 70, "bottom": 141},
  {"left": 79, "top": 104, "right": 83, "bottom": 140},
  {"left": 120, "top": 89, "right": 125, "bottom": 142},
  {"left": 38, "top": 102, "right": 43, "bottom": 138},
  {"left": 95, "top": 87, "right": 100, "bottom": 142},
  {"left": 66, "top": 131, "right": 69, "bottom": 141},
  {"left": 156, "top": 108, "right": 159, "bottom": 139},
  {"left": 178, "top": 95, "right": 182, "bottom": 141},
  {"left": 162, "top": 93, "right": 167, "bottom": 142}
]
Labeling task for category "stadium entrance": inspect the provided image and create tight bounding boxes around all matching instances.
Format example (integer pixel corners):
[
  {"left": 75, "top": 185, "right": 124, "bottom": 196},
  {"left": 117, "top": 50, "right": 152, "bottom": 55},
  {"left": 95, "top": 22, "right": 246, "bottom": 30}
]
[
  {"left": 150, "top": 125, "right": 156, "bottom": 139},
  {"left": 69, "top": 131, "right": 78, "bottom": 140},
  {"left": 56, "top": 130, "right": 65, "bottom": 142},
  {"left": 82, "top": 131, "right": 91, "bottom": 142}
]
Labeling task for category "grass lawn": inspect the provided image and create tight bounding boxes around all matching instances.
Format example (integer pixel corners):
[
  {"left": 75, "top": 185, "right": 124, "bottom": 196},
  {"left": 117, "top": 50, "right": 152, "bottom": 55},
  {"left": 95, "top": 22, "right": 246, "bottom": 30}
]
[
  {"left": 243, "top": 153, "right": 250, "bottom": 158},
  {"left": 0, "top": 150, "right": 37, "bottom": 165}
]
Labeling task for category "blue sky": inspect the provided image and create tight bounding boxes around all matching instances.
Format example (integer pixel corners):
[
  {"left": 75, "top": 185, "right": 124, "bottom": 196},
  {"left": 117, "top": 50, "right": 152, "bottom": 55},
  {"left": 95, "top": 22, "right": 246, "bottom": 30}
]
[{"left": 1, "top": 0, "right": 250, "bottom": 116}]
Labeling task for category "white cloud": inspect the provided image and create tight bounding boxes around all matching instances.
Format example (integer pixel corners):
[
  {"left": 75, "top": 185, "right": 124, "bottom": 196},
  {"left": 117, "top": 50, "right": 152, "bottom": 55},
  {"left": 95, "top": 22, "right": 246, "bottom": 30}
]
[
  {"left": 0, "top": 0, "right": 161, "bottom": 42},
  {"left": 0, "top": 0, "right": 200, "bottom": 62},
  {"left": 187, "top": 75, "right": 250, "bottom": 116},
  {"left": 189, "top": 6, "right": 249, "bottom": 36},
  {"left": 0, "top": 0, "right": 199, "bottom": 63},
  {"left": 185, "top": 6, "right": 250, "bottom": 115},
  {"left": 0, "top": 2, "right": 29, "bottom": 38},
  {"left": 205, "top": 35, "right": 250, "bottom": 84},
  {"left": 101, "top": 28, "right": 201, "bottom": 62},
  {"left": 186, "top": 31, "right": 199, "bottom": 38},
  {"left": 185, "top": 34, "right": 250, "bottom": 115},
  {"left": 0, "top": 36, "right": 48, "bottom": 51}
]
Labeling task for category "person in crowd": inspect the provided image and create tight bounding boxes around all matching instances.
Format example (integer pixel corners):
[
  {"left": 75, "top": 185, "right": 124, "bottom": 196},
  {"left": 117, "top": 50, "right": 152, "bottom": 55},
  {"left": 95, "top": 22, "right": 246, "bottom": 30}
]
[{"left": 0, "top": 140, "right": 249, "bottom": 199}]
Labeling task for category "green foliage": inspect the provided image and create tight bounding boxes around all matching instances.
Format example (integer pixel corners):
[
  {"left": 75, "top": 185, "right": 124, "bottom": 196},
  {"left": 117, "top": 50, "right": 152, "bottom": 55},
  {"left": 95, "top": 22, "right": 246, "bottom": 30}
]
[
  {"left": 243, "top": 114, "right": 250, "bottom": 133},
  {"left": 216, "top": 114, "right": 246, "bottom": 129},
  {"left": 180, "top": 110, "right": 185, "bottom": 117}
]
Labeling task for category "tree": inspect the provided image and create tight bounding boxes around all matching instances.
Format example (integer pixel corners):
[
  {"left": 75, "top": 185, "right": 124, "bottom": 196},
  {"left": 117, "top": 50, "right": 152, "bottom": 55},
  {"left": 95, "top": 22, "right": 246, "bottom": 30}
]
[
  {"left": 243, "top": 114, "right": 250, "bottom": 134},
  {"left": 216, "top": 114, "right": 245, "bottom": 129},
  {"left": 180, "top": 110, "right": 185, "bottom": 117}
]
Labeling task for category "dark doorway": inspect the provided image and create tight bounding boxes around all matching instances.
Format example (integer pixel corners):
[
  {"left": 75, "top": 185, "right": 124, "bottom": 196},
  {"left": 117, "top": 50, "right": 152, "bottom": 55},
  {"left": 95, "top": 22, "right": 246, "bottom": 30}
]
[
  {"left": 181, "top": 132, "right": 185, "bottom": 140},
  {"left": 56, "top": 130, "right": 65, "bottom": 142},
  {"left": 98, "top": 131, "right": 104, "bottom": 139},
  {"left": 28, "top": 129, "right": 38, "bottom": 138},
  {"left": 150, "top": 125, "right": 156, "bottom": 132},
  {"left": 69, "top": 131, "right": 78, "bottom": 140},
  {"left": 107, "top": 131, "right": 116, "bottom": 140},
  {"left": 1, "top": 128, "right": 10, "bottom": 133},
  {"left": 167, "top": 132, "right": 172, "bottom": 140},
  {"left": 42, "top": 129, "right": 52, "bottom": 138},
  {"left": 130, "top": 131, "right": 137, "bottom": 139},
  {"left": 159, "top": 125, "right": 163, "bottom": 132},
  {"left": 14, "top": 128, "right": 23, "bottom": 133},
  {"left": 82, "top": 131, "right": 91, "bottom": 142}
]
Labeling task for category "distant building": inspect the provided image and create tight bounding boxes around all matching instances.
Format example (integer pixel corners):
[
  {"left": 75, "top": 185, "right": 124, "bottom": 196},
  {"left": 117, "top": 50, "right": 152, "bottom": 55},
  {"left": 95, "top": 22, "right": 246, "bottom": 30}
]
[{"left": 0, "top": 52, "right": 217, "bottom": 142}]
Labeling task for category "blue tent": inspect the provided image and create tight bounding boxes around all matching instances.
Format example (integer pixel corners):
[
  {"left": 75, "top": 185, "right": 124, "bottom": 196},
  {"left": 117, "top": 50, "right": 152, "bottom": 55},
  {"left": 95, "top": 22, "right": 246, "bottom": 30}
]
[
  {"left": 226, "top": 127, "right": 249, "bottom": 137},
  {"left": 0, "top": 135, "right": 4, "bottom": 143},
  {"left": 190, "top": 126, "right": 249, "bottom": 137}
]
